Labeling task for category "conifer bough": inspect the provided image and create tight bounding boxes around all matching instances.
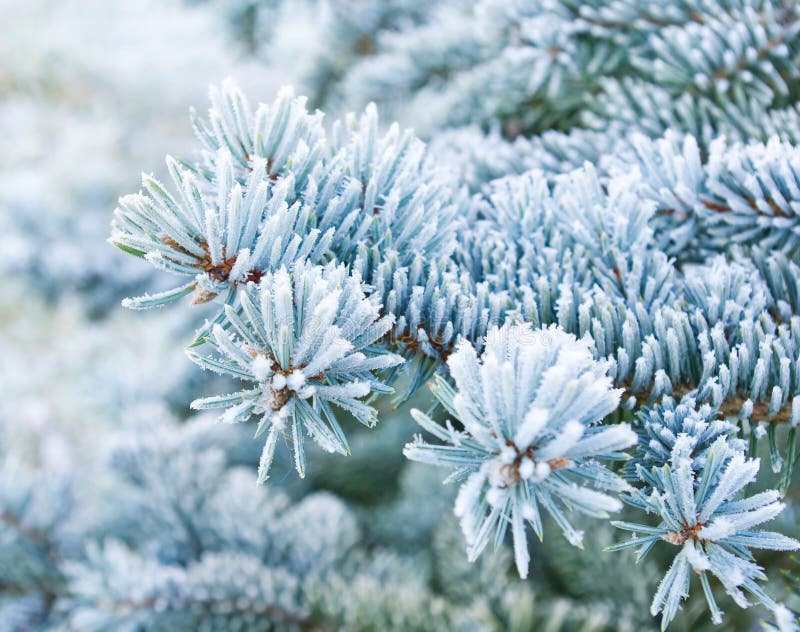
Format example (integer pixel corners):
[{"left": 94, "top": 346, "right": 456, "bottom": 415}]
[{"left": 112, "top": 80, "right": 800, "bottom": 629}]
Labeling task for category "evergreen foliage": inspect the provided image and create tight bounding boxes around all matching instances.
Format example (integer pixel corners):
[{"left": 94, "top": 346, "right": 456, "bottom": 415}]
[
  {"left": 613, "top": 436, "right": 799, "bottom": 629},
  {"left": 405, "top": 324, "right": 636, "bottom": 578},
  {"left": 7, "top": 0, "right": 800, "bottom": 629},
  {"left": 104, "top": 17, "right": 800, "bottom": 626},
  {"left": 189, "top": 261, "right": 402, "bottom": 482}
]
